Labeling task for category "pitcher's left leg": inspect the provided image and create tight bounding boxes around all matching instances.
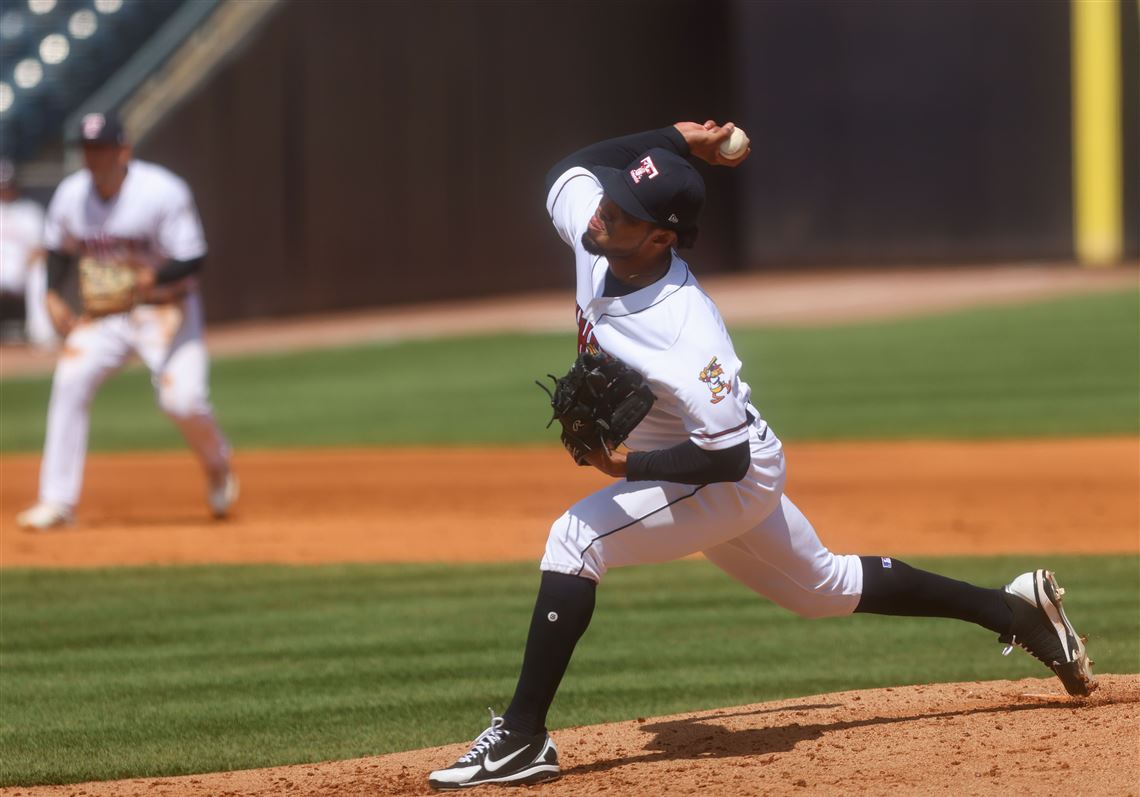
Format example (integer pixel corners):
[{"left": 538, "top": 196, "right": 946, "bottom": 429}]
[
  {"left": 703, "top": 493, "right": 863, "bottom": 619},
  {"left": 706, "top": 495, "right": 1096, "bottom": 696}
]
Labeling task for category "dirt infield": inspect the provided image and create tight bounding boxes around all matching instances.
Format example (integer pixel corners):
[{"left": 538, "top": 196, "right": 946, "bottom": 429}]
[
  {"left": 2, "top": 676, "right": 1136, "bottom": 797},
  {"left": 1, "top": 438, "right": 1137, "bottom": 568}
]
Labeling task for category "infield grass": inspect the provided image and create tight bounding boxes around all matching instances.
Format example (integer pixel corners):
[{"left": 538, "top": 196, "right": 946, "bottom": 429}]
[
  {"left": 0, "top": 289, "right": 1136, "bottom": 452},
  {"left": 1, "top": 554, "right": 1137, "bottom": 786}
]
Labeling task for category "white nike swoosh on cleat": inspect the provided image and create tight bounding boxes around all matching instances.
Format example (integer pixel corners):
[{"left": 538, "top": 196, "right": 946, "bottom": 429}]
[{"left": 483, "top": 745, "right": 529, "bottom": 773}]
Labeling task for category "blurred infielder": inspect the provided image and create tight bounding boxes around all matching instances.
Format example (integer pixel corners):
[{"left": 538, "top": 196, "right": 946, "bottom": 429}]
[
  {"left": 16, "top": 113, "right": 237, "bottom": 530},
  {"left": 0, "top": 159, "right": 52, "bottom": 347},
  {"left": 427, "top": 121, "right": 1096, "bottom": 790}
]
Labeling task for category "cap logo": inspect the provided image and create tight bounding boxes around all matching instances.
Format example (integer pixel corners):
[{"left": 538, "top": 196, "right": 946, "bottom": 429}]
[
  {"left": 667, "top": 213, "right": 679, "bottom": 224},
  {"left": 629, "top": 155, "right": 659, "bottom": 184},
  {"left": 81, "top": 113, "right": 105, "bottom": 140}
]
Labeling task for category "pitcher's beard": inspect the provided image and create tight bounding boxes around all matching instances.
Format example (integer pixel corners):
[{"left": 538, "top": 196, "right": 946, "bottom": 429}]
[
  {"left": 581, "top": 231, "right": 605, "bottom": 256},
  {"left": 581, "top": 231, "right": 642, "bottom": 258}
]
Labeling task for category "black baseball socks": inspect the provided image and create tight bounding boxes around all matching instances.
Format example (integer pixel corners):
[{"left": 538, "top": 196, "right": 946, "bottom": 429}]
[
  {"left": 855, "top": 556, "right": 1012, "bottom": 633},
  {"left": 503, "top": 571, "right": 596, "bottom": 737},
  {"left": 503, "top": 560, "right": 1011, "bottom": 737}
]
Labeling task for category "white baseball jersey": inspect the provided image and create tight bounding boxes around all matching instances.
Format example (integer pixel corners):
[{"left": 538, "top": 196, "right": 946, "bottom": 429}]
[
  {"left": 541, "top": 166, "right": 863, "bottom": 618},
  {"left": 547, "top": 166, "right": 763, "bottom": 454},
  {"left": 44, "top": 159, "right": 206, "bottom": 272}
]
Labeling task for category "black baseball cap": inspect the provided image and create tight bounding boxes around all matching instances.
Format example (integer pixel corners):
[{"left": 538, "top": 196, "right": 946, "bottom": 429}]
[
  {"left": 78, "top": 112, "right": 127, "bottom": 146},
  {"left": 592, "top": 148, "right": 705, "bottom": 234}
]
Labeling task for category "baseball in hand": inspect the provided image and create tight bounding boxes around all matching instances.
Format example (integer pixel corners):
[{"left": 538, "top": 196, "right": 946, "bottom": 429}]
[{"left": 718, "top": 126, "right": 750, "bottom": 160}]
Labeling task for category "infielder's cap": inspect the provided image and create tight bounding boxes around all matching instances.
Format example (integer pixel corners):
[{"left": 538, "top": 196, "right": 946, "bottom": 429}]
[
  {"left": 78, "top": 112, "right": 127, "bottom": 146},
  {"left": 592, "top": 148, "right": 705, "bottom": 233}
]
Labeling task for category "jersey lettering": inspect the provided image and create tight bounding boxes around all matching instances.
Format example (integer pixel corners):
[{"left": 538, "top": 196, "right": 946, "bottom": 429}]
[
  {"left": 575, "top": 305, "right": 598, "bottom": 353},
  {"left": 79, "top": 234, "right": 150, "bottom": 259}
]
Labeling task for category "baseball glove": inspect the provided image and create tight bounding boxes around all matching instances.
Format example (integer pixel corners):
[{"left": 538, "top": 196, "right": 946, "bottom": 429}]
[
  {"left": 537, "top": 349, "right": 656, "bottom": 465},
  {"left": 78, "top": 256, "right": 138, "bottom": 317}
]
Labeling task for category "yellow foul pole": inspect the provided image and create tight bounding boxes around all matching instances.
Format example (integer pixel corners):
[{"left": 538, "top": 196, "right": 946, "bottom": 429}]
[{"left": 1071, "top": 0, "right": 1123, "bottom": 266}]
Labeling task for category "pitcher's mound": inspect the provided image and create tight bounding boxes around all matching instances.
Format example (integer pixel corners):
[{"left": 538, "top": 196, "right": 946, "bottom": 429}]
[{"left": 8, "top": 675, "right": 1136, "bottom": 797}]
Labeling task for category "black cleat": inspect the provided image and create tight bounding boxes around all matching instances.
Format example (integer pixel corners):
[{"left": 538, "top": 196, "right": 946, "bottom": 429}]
[
  {"left": 999, "top": 569, "right": 1097, "bottom": 697},
  {"left": 428, "top": 710, "right": 560, "bottom": 790}
]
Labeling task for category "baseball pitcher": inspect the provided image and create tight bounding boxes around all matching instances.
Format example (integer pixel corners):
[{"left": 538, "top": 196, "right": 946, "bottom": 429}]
[{"left": 426, "top": 121, "right": 1096, "bottom": 790}]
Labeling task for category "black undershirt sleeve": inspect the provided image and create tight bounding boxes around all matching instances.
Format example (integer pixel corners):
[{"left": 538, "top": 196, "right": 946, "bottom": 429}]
[
  {"left": 155, "top": 255, "right": 204, "bottom": 285},
  {"left": 46, "top": 250, "right": 75, "bottom": 292},
  {"left": 544, "top": 126, "right": 690, "bottom": 196},
  {"left": 627, "top": 439, "right": 750, "bottom": 485}
]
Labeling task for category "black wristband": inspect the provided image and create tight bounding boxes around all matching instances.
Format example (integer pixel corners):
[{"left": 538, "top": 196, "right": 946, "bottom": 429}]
[{"left": 46, "top": 250, "right": 75, "bottom": 292}]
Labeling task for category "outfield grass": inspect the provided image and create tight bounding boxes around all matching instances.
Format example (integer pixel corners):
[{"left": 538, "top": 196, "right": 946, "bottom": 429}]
[
  {"left": 0, "top": 289, "right": 1136, "bottom": 453},
  {"left": 1, "top": 555, "right": 1136, "bottom": 786}
]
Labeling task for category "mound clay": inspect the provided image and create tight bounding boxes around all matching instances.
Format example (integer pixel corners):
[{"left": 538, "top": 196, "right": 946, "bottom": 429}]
[{"left": 2, "top": 677, "right": 1137, "bottom": 796}]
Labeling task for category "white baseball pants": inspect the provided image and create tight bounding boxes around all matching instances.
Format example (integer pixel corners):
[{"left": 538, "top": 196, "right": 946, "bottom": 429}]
[
  {"left": 37, "top": 293, "right": 231, "bottom": 508},
  {"left": 541, "top": 423, "right": 864, "bottom": 618}
]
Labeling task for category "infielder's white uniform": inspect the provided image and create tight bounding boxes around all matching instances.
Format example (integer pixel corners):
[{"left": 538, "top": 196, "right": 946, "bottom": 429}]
[
  {"left": 0, "top": 196, "right": 42, "bottom": 294},
  {"left": 542, "top": 167, "right": 863, "bottom": 618},
  {"left": 36, "top": 160, "right": 231, "bottom": 510},
  {"left": 0, "top": 194, "right": 54, "bottom": 346}
]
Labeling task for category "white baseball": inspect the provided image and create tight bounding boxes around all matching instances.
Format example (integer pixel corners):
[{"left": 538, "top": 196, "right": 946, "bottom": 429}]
[{"left": 718, "top": 126, "right": 749, "bottom": 160}]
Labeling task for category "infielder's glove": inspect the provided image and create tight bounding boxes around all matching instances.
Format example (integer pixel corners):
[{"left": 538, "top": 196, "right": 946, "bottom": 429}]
[
  {"left": 78, "top": 256, "right": 138, "bottom": 317},
  {"left": 537, "top": 349, "right": 656, "bottom": 465}
]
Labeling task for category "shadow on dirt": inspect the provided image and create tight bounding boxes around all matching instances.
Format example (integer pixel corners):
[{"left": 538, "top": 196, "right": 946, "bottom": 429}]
[{"left": 562, "top": 697, "right": 1077, "bottom": 777}]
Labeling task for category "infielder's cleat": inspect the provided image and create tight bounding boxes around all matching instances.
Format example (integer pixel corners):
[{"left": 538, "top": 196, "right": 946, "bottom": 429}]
[
  {"left": 428, "top": 710, "right": 560, "bottom": 790},
  {"left": 207, "top": 470, "right": 239, "bottom": 518},
  {"left": 15, "top": 502, "right": 74, "bottom": 531},
  {"left": 999, "top": 569, "right": 1097, "bottom": 697}
]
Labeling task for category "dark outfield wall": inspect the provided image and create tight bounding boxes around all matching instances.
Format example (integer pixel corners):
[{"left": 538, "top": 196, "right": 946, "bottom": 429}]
[
  {"left": 139, "top": 0, "right": 737, "bottom": 321},
  {"left": 735, "top": 0, "right": 1072, "bottom": 266},
  {"left": 138, "top": 0, "right": 1135, "bottom": 322}
]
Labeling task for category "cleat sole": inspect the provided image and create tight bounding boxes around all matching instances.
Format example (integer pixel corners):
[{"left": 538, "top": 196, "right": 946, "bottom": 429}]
[{"left": 1041, "top": 571, "right": 1097, "bottom": 696}]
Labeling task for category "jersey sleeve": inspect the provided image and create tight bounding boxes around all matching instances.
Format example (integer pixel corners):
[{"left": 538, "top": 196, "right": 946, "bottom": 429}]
[
  {"left": 156, "top": 181, "right": 207, "bottom": 260},
  {"left": 42, "top": 182, "right": 74, "bottom": 253},
  {"left": 672, "top": 348, "right": 753, "bottom": 451},
  {"left": 545, "top": 166, "right": 601, "bottom": 248}
]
